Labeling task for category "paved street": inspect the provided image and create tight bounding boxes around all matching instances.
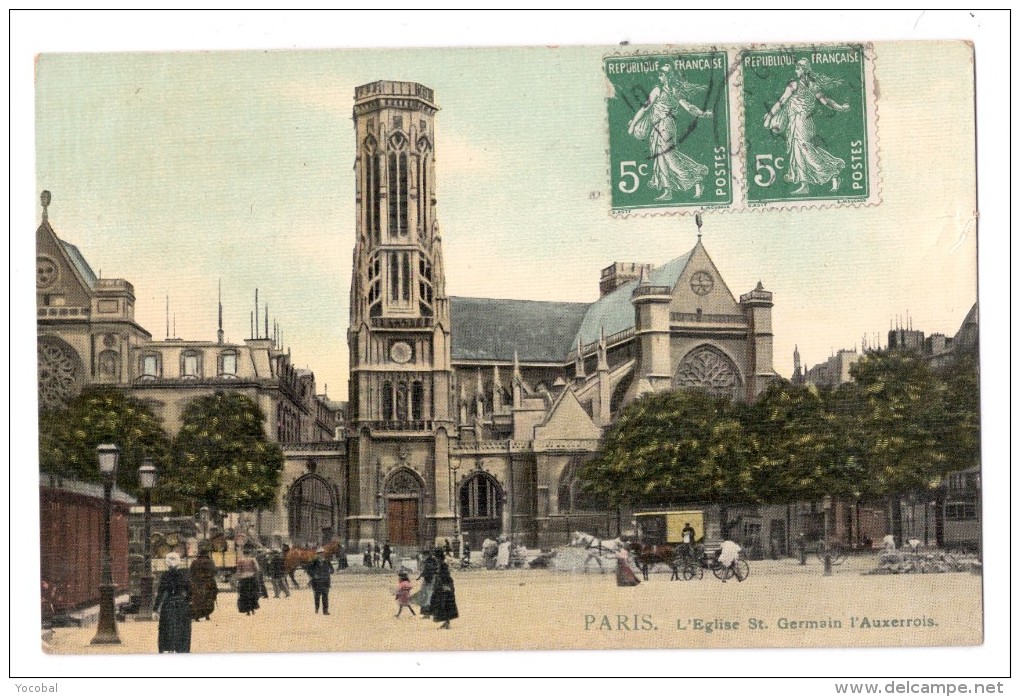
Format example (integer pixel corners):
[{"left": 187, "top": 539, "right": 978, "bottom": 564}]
[{"left": 44, "top": 556, "right": 981, "bottom": 654}]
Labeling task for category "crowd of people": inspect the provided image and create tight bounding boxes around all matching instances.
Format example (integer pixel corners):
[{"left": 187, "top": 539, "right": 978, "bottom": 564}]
[{"left": 151, "top": 539, "right": 465, "bottom": 652}]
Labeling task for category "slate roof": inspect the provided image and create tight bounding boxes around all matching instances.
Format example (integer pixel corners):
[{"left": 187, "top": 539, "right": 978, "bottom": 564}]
[
  {"left": 449, "top": 296, "right": 589, "bottom": 363},
  {"left": 450, "top": 249, "right": 696, "bottom": 364},
  {"left": 60, "top": 239, "right": 98, "bottom": 289},
  {"left": 572, "top": 249, "right": 693, "bottom": 347}
]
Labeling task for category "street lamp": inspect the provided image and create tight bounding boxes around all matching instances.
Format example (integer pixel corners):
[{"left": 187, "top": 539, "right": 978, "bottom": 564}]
[
  {"left": 821, "top": 494, "right": 833, "bottom": 577},
  {"left": 198, "top": 505, "right": 211, "bottom": 540},
  {"left": 91, "top": 443, "right": 121, "bottom": 645},
  {"left": 449, "top": 459, "right": 461, "bottom": 556},
  {"left": 137, "top": 459, "right": 157, "bottom": 621}
]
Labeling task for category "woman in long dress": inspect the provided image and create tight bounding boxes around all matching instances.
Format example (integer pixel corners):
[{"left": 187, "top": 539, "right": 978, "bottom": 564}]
[
  {"left": 154, "top": 552, "right": 192, "bottom": 653},
  {"left": 615, "top": 546, "right": 641, "bottom": 587},
  {"left": 189, "top": 548, "right": 218, "bottom": 621},
  {"left": 628, "top": 64, "right": 713, "bottom": 201},
  {"left": 763, "top": 58, "right": 850, "bottom": 195},
  {"left": 411, "top": 549, "right": 440, "bottom": 618},
  {"left": 234, "top": 551, "right": 261, "bottom": 616},
  {"left": 430, "top": 554, "right": 459, "bottom": 630}
]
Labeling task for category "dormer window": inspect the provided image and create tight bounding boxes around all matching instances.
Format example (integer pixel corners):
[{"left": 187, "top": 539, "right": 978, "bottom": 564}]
[
  {"left": 140, "top": 353, "right": 161, "bottom": 380},
  {"left": 219, "top": 350, "right": 238, "bottom": 378},
  {"left": 181, "top": 350, "right": 202, "bottom": 379}
]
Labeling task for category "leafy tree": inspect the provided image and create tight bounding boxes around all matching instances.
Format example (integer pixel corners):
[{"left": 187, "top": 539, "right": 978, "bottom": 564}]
[
  {"left": 934, "top": 350, "right": 980, "bottom": 472},
  {"left": 38, "top": 387, "right": 173, "bottom": 497},
  {"left": 172, "top": 392, "right": 284, "bottom": 512},
  {"left": 847, "top": 351, "right": 958, "bottom": 494},
  {"left": 581, "top": 389, "right": 753, "bottom": 508}
]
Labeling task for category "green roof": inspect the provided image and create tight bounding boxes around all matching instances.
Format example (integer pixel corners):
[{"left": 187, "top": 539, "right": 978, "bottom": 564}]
[
  {"left": 60, "top": 239, "right": 98, "bottom": 289},
  {"left": 573, "top": 250, "right": 693, "bottom": 347}
]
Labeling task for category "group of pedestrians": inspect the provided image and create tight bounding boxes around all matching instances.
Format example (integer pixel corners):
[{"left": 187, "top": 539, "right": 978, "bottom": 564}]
[
  {"left": 152, "top": 540, "right": 462, "bottom": 653},
  {"left": 406, "top": 547, "right": 458, "bottom": 629},
  {"left": 362, "top": 542, "right": 393, "bottom": 568}
]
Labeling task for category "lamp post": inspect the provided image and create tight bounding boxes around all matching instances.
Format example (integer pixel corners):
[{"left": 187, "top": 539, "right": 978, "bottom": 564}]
[
  {"left": 91, "top": 443, "right": 121, "bottom": 645},
  {"left": 197, "top": 505, "right": 211, "bottom": 543},
  {"left": 137, "top": 459, "right": 157, "bottom": 621},
  {"left": 449, "top": 459, "right": 461, "bottom": 556},
  {"left": 821, "top": 494, "right": 833, "bottom": 577}
]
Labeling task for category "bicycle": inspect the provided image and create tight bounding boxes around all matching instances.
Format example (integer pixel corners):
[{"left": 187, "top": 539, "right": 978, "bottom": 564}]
[{"left": 709, "top": 550, "right": 750, "bottom": 582}]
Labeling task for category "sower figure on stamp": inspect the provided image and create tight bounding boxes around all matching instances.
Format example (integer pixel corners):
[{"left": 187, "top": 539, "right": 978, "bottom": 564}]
[
  {"left": 627, "top": 63, "right": 713, "bottom": 201},
  {"left": 763, "top": 58, "right": 850, "bottom": 195}
]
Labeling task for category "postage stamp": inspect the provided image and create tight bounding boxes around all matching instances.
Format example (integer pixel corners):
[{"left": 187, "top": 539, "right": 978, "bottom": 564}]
[
  {"left": 740, "top": 43, "right": 879, "bottom": 207},
  {"left": 605, "top": 51, "right": 733, "bottom": 213}
]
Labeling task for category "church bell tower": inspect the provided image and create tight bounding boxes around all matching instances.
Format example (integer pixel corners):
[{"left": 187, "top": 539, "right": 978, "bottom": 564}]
[{"left": 347, "top": 81, "right": 453, "bottom": 548}]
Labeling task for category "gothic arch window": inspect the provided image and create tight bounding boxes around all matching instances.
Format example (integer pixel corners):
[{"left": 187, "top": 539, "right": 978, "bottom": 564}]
[
  {"left": 364, "top": 136, "right": 381, "bottom": 245},
  {"left": 98, "top": 350, "right": 119, "bottom": 380},
  {"left": 387, "top": 141, "right": 409, "bottom": 238},
  {"left": 287, "top": 473, "right": 337, "bottom": 547},
  {"left": 37, "top": 336, "right": 83, "bottom": 410},
  {"left": 673, "top": 345, "right": 742, "bottom": 399},
  {"left": 382, "top": 380, "right": 393, "bottom": 420},
  {"left": 385, "top": 467, "right": 424, "bottom": 497},
  {"left": 558, "top": 457, "right": 604, "bottom": 514},
  {"left": 460, "top": 472, "right": 503, "bottom": 521},
  {"left": 411, "top": 381, "right": 424, "bottom": 421}
]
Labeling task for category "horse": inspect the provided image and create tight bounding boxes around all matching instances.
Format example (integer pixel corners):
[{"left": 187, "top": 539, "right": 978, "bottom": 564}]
[
  {"left": 283, "top": 539, "right": 342, "bottom": 588},
  {"left": 570, "top": 531, "right": 626, "bottom": 573},
  {"left": 629, "top": 542, "right": 682, "bottom": 581}
]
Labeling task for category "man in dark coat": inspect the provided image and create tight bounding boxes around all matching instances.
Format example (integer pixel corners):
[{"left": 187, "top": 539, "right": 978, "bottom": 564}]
[
  {"left": 381, "top": 542, "right": 393, "bottom": 569},
  {"left": 266, "top": 548, "right": 290, "bottom": 598},
  {"left": 307, "top": 547, "right": 332, "bottom": 615}
]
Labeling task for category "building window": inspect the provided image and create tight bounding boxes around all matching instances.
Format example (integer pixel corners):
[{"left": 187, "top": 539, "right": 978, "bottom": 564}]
[
  {"left": 944, "top": 503, "right": 978, "bottom": 521},
  {"left": 219, "top": 351, "right": 238, "bottom": 377},
  {"left": 387, "top": 151, "right": 408, "bottom": 238},
  {"left": 460, "top": 473, "right": 503, "bottom": 520},
  {"left": 412, "top": 381, "right": 424, "bottom": 421},
  {"left": 181, "top": 351, "right": 201, "bottom": 379},
  {"left": 382, "top": 381, "right": 393, "bottom": 421},
  {"left": 141, "top": 353, "right": 160, "bottom": 379},
  {"left": 557, "top": 457, "right": 604, "bottom": 514}
]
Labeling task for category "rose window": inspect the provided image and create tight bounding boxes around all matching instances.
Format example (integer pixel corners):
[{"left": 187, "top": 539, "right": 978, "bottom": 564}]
[
  {"left": 38, "top": 338, "right": 82, "bottom": 410},
  {"left": 674, "top": 346, "right": 741, "bottom": 399}
]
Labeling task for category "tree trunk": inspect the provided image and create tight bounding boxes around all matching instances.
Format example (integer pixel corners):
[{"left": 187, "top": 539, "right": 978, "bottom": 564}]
[{"left": 889, "top": 496, "right": 903, "bottom": 547}]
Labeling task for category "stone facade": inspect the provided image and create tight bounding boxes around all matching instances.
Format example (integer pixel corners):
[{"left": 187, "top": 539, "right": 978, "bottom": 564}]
[
  {"left": 344, "top": 81, "right": 778, "bottom": 553},
  {"left": 36, "top": 195, "right": 344, "bottom": 544}
]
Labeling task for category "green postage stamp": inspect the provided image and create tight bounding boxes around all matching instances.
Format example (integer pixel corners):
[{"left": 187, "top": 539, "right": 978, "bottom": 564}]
[
  {"left": 742, "top": 44, "right": 876, "bottom": 207},
  {"left": 605, "top": 43, "right": 879, "bottom": 213},
  {"left": 605, "top": 52, "right": 733, "bottom": 212}
]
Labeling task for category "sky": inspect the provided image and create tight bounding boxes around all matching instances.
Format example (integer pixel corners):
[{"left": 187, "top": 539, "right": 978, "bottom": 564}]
[
  {"left": 10, "top": 10, "right": 1013, "bottom": 685},
  {"left": 31, "top": 34, "right": 981, "bottom": 401}
]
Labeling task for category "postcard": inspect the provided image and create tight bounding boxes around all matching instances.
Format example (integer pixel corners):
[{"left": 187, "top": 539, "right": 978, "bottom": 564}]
[{"left": 16, "top": 15, "right": 1006, "bottom": 682}]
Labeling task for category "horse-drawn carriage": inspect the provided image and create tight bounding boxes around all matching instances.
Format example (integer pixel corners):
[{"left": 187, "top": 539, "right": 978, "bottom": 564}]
[{"left": 628, "top": 510, "right": 747, "bottom": 581}]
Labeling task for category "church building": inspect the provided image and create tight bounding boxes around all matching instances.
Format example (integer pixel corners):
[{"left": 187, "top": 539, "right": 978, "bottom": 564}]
[{"left": 343, "top": 81, "right": 777, "bottom": 551}]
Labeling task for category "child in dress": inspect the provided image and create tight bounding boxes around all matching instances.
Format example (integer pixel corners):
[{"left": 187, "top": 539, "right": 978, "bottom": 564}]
[{"left": 395, "top": 571, "right": 415, "bottom": 617}]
